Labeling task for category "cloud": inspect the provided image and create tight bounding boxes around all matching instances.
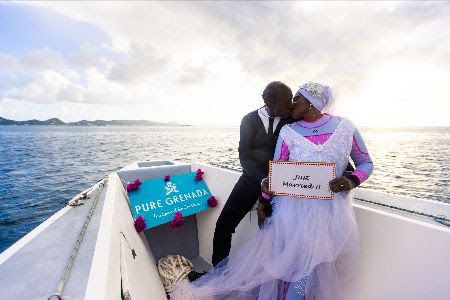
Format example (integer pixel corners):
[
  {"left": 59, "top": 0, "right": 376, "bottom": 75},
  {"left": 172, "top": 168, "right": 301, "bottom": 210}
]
[
  {"left": 185, "top": 2, "right": 450, "bottom": 95},
  {"left": 5, "top": 70, "right": 73, "bottom": 103},
  {"left": 0, "top": 52, "right": 16, "bottom": 68},
  {"left": 176, "top": 64, "right": 212, "bottom": 86},
  {"left": 392, "top": 1, "right": 450, "bottom": 20},
  {"left": 3, "top": 65, "right": 160, "bottom": 105},
  {"left": 108, "top": 42, "right": 169, "bottom": 84},
  {"left": 19, "top": 48, "right": 64, "bottom": 70},
  {"left": 67, "top": 44, "right": 102, "bottom": 70},
  {"left": 1, "top": 2, "right": 449, "bottom": 126}
]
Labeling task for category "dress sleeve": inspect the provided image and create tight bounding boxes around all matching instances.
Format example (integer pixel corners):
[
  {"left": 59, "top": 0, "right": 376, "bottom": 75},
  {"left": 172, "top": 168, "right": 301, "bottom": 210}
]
[
  {"left": 273, "top": 131, "right": 290, "bottom": 160},
  {"left": 349, "top": 127, "right": 374, "bottom": 185}
]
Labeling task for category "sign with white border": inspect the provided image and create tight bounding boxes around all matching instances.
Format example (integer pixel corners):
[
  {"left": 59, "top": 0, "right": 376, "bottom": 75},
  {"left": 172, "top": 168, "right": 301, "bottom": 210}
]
[
  {"left": 128, "top": 172, "right": 212, "bottom": 228},
  {"left": 269, "top": 161, "right": 336, "bottom": 200}
]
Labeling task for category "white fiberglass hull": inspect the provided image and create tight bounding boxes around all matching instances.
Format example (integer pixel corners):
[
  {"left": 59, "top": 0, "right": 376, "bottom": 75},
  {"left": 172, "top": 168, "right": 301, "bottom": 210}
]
[{"left": 0, "top": 161, "right": 449, "bottom": 300}]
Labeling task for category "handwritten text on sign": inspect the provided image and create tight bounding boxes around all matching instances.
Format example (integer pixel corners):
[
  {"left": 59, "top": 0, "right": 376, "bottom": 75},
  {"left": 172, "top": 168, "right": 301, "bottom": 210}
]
[
  {"left": 269, "top": 161, "right": 336, "bottom": 200},
  {"left": 128, "top": 172, "right": 212, "bottom": 229}
]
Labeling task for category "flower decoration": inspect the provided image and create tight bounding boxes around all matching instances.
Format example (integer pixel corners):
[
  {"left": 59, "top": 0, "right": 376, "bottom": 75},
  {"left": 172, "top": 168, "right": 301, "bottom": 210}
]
[
  {"left": 164, "top": 175, "right": 171, "bottom": 182},
  {"left": 195, "top": 169, "right": 204, "bottom": 181},
  {"left": 169, "top": 211, "right": 184, "bottom": 228},
  {"left": 134, "top": 216, "right": 146, "bottom": 232},
  {"left": 300, "top": 82, "right": 324, "bottom": 98},
  {"left": 207, "top": 196, "right": 218, "bottom": 207},
  {"left": 126, "top": 178, "right": 142, "bottom": 192},
  {"left": 126, "top": 183, "right": 133, "bottom": 192}
]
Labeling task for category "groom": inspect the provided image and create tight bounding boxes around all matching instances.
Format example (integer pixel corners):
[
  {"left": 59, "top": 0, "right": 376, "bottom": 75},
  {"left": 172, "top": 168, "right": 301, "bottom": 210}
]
[{"left": 212, "top": 81, "right": 295, "bottom": 266}]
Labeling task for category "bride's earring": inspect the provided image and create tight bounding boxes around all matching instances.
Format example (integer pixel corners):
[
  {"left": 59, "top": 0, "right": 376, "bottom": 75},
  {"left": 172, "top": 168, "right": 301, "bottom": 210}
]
[{"left": 309, "top": 104, "right": 316, "bottom": 117}]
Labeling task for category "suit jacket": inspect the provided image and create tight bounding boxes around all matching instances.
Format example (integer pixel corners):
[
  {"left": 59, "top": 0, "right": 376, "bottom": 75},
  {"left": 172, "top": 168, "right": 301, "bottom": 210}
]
[
  {"left": 238, "top": 110, "right": 295, "bottom": 183},
  {"left": 238, "top": 110, "right": 354, "bottom": 184}
]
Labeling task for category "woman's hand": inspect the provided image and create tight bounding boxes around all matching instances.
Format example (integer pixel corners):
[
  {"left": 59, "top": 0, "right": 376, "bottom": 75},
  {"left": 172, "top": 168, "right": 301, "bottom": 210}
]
[
  {"left": 329, "top": 176, "right": 356, "bottom": 193},
  {"left": 261, "top": 178, "right": 275, "bottom": 197}
]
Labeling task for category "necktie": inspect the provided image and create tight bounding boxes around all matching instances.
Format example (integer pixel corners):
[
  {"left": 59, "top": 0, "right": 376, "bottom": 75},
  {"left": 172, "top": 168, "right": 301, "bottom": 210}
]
[{"left": 268, "top": 117, "right": 274, "bottom": 138}]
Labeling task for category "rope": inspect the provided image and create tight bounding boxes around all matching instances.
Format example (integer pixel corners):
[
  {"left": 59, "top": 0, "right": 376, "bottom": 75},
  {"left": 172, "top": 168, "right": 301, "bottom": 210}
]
[
  {"left": 354, "top": 197, "right": 450, "bottom": 227},
  {"left": 158, "top": 255, "right": 193, "bottom": 294},
  {"left": 121, "top": 231, "right": 137, "bottom": 259},
  {"left": 208, "top": 163, "right": 450, "bottom": 227},
  {"left": 48, "top": 176, "right": 108, "bottom": 300},
  {"left": 68, "top": 177, "right": 107, "bottom": 206}
]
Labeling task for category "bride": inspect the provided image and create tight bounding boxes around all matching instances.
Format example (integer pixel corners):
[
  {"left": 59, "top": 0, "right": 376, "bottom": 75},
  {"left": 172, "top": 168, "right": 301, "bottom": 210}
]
[{"left": 172, "top": 82, "right": 373, "bottom": 300}]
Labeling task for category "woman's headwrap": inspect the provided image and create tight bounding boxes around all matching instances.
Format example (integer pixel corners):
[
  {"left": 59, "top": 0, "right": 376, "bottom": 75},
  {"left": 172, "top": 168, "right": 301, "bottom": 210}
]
[{"left": 295, "top": 82, "right": 334, "bottom": 112}]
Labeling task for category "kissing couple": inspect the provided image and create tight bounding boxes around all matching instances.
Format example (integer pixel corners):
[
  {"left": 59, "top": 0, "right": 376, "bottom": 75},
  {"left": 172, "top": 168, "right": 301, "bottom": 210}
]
[{"left": 172, "top": 81, "right": 374, "bottom": 299}]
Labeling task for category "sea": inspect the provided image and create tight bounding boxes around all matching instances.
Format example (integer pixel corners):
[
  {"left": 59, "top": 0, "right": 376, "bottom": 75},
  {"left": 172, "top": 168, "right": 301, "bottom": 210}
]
[{"left": 0, "top": 125, "right": 449, "bottom": 252}]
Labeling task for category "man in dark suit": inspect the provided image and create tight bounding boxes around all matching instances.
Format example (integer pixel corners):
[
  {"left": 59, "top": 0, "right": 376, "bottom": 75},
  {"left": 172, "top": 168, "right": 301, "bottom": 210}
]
[{"left": 212, "top": 81, "right": 295, "bottom": 266}]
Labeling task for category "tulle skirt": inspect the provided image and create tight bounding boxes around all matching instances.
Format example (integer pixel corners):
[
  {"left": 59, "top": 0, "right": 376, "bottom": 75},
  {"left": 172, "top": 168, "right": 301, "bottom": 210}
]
[{"left": 172, "top": 190, "right": 360, "bottom": 300}]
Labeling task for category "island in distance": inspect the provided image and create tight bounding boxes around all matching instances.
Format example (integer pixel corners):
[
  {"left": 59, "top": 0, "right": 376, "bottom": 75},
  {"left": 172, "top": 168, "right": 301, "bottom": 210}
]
[{"left": 0, "top": 117, "right": 189, "bottom": 126}]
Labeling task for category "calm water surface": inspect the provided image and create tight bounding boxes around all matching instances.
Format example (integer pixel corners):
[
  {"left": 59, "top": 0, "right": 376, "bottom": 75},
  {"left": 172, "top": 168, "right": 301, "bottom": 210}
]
[{"left": 0, "top": 125, "right": 449, "bottom": 252}]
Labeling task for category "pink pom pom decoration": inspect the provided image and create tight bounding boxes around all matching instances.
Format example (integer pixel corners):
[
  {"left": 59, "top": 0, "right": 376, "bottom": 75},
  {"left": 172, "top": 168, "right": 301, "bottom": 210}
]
[
  {"left": 126, "top": 178, "right": 142, "bottom": 193},
  {"left": 207, "top": 196, "right": 218, "bottom": 207},
  {"left": 169, "top": 211, "right": 184, "bottom": 228},
  {"left": 126, "top": 182, "right": 133, "bottom": 192},
  {"left": 164, "top": 175, "right": 170, "bottom": 182},
  {"left": 174, "top": 211, "right": 183, "bottom": 221},
  {"left": 134, "top": 216, "right": 146, "bottom": 232},
  {"left": 195, "top": 169, "right": 204, "bottom": 181}
]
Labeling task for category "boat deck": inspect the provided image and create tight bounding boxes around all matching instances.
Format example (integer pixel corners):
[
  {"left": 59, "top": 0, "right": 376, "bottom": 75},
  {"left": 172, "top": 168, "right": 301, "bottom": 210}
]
[
  {"left": 354, "top": 188, "right": 449, "bottom": 228},
  {"left": 0, "top": 180, "right": 108, "bottom": 300},
  {"left": 0, "top": 161, "right": 449, "bottom": 300}
]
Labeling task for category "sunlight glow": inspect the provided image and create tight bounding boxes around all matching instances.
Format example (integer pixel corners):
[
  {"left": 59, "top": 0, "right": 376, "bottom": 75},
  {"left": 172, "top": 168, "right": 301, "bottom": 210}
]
[{"left": 339, "top": 63, "right": 449, "bottom": 127}]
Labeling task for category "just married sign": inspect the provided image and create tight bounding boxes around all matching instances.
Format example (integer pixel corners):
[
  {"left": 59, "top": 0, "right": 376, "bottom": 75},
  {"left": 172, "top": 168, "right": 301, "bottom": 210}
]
[
  {"left": 269, "top": 161, "right": 336, "bottom": 200},
  {"left": 128, "top": 172, "right": 212, "bottom": 229}
]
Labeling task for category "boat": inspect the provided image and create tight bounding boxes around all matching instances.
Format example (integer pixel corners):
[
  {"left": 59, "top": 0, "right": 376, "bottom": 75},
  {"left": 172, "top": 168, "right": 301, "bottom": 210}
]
[{"left": 0, "top": 160, "right": 449, "bottom": 300}]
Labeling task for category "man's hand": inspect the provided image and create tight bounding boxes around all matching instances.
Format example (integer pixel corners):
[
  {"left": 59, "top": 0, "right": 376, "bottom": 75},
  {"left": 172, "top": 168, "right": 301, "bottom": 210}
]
[
  {"left": 261, "top": 178, "right": 275, "bottom": 197},
  {"left": 329, "top": 176, "right": 356, "bottom": 193},
  {"left": 257, "top": 202, "right": 267, "bottom": 227}
]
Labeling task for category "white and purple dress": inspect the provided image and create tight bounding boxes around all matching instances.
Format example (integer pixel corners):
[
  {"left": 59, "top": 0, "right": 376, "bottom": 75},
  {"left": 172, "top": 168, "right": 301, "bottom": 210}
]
[
  {"left": 172, "top": 115, "right": 373, "bottom": 300},
  {"left": 275, "top": 114, "right": 373, "bottom": 186}
]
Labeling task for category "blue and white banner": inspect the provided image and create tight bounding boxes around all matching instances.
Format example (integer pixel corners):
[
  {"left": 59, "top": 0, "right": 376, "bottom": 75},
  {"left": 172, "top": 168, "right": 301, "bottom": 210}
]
[{"left": 128, "top": 172, "right": 212, "bottom": 229}]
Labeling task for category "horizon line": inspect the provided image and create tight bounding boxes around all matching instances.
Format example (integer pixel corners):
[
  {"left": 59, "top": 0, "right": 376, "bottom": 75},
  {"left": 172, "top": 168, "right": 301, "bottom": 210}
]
[{"left": 1, "top": 116, "right": 449, "bottom": 128}]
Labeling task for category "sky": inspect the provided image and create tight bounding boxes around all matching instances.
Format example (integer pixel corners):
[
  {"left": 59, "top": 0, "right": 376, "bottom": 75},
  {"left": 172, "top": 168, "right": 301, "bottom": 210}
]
[{"left": 0, "top": 1, "right": 449, "bottom": 126}]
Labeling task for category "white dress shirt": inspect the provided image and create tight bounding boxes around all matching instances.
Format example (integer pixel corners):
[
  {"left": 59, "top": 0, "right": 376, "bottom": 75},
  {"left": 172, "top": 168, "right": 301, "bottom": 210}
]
[{"left": 257, "top": 107, "right": 280, "bottom": 134}]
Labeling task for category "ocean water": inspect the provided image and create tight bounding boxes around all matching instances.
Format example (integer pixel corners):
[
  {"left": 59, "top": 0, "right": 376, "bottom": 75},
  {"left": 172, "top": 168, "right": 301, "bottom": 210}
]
[{"left": 0, "top": 125, "right": 449, "bottom": 252}]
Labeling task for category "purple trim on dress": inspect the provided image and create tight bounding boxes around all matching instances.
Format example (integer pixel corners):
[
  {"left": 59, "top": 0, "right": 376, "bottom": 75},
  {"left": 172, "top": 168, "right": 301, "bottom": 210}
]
[
  {"left": 352, "top": 169, "right": 369, "bottom": 183},
  {"left": 299, "top": 113, "right": 328, "bottom": 123},
  {"left": 297, "top": 114, "right": 332, "bottom": 129},
  {"left": 304, "top": 133, "right": 332, "bottom": 145},
  {"left": 279, "top": 141, "right": 290, "bottom": 160},
  {"left": 351, "top": 151, "right": 371, "bottom": 165},
  {"left": 353, "top": 136, "right": 369, "bottom": 154}
]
